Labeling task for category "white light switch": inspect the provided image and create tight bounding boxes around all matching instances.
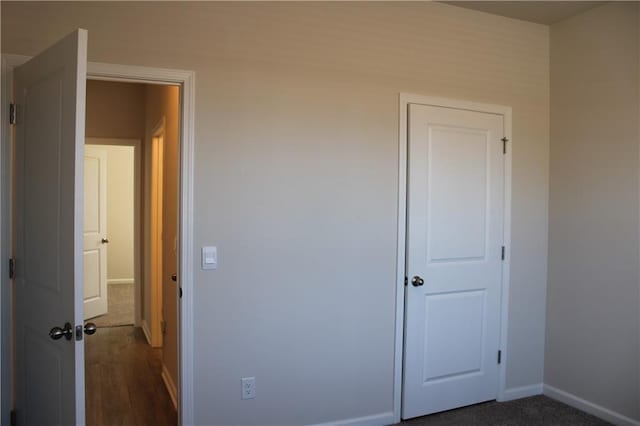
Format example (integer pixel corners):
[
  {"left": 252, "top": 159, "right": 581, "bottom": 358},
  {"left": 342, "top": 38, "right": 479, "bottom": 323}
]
[{"left": 201, "top": 246, "right": 217, "bottom": 270}]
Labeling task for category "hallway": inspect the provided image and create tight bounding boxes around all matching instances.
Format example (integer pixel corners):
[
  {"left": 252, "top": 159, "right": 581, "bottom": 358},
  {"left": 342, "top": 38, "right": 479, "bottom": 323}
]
[{"left": 85, "top": 326, "right": 177, "bottom": 426}]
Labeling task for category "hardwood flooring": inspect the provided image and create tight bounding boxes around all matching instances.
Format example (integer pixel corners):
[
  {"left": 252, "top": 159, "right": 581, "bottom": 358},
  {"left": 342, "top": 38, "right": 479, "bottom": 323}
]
[{"left": 85, "top": 326, "right": 177, "bottom": 426}]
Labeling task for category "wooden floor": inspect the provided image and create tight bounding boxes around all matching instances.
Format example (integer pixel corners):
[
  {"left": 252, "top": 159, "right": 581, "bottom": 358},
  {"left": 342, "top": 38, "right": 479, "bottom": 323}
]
[{"left": 85, "top": 326, "right": 177, "bottom": 426}]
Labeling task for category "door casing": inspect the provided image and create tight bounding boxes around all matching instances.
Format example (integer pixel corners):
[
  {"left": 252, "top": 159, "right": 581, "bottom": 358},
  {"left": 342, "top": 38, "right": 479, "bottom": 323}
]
[
  {"left": 394, "top": 93, "right": 513, "bottom": 422},
  {"left": 150, "top": 119, "right": 165, "bottom": 348},
  {"left": 0, "top": 54, "right": 196, "bottom": 426}
]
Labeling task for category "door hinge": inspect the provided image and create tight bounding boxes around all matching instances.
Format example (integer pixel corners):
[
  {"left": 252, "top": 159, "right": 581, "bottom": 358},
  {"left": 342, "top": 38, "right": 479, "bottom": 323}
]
[
  {"left": 497, "top": 350, "right": 502, "bottom": 364},
  {"left": 404, "top": 276, "right": 408, "bottom": 286},
  {"left": 161, "top": 319, "right": 167, "bottom": 335},
  {"left": 179, "top": 287, "right": 183, "bottom": 298},
  {"left": 9, "top": 258, "right": 15, "bottom": 279},
  {"left": 501, "top": 246, "right": 505, "bottom": 261},
  {"left": 9, "top": 104, "right": 16, "bottom": 125},
  {"left": 10, "top": 409, "right": 16, "bottom": 426},
  {"left": 501, "top": 137, "right": 509, "bottom": 154}
]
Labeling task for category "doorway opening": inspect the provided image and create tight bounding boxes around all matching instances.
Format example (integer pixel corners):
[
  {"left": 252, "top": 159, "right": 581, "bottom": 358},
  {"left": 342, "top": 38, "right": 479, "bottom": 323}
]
[
  {"left": 83, "top": 79, "right": 180, "bottom": 424},
  {"left": 84, "top": 141, "right": 137, "bottom": 327}
]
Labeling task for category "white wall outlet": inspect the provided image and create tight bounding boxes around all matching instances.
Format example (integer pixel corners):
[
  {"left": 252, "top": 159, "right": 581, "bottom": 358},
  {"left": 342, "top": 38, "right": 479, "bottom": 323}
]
[
  {"left": 201, "top": 246, "right": 217, "bottom": 270},
  {"left": 241, "top": 377, "right": 256, "bottom": 400}
]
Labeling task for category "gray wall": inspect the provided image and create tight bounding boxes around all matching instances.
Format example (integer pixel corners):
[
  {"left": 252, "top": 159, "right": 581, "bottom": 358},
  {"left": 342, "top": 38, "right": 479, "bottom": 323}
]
[
  {"left": 2, "top": 2, "right": 550, "bottom": 424},
  {"left": 547, "top": 2, "right": 640, "bottom": 421}
]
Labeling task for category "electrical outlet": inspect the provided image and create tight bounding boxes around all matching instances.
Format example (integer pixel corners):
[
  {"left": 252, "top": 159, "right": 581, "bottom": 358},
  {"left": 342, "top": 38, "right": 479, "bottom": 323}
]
[{"left": 241, "top": 377, "right": 256, "bottom": 400}]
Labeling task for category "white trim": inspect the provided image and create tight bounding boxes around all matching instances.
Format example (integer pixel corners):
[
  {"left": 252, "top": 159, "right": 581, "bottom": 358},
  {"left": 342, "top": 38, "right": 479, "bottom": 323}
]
[
  {"left": 151, "top": 116, "right": 166, "bottom": 137},
  {"left": 140, "top": 319, "right": 152, "bottom": 346},
  {"left": 89, "top": 62, "right": 190, "bottom": 85},
  {"left": 393, "top": 95, "right": 408, "bottom": 424},
  {"left": 501, "top": 384, "right": 543, "bottom": 401},
  {"left": 149, "top": 124, "right": 165, "bottom": 348},
  {"left": 106, "top": 279, "right": 134, "bottom": 286},
  {"left": 161, "top": 364, "right": 179, "bottom": 411},
  {"left": 395, "top": 93, "right": 513, "bottom": 420},
  {"left": 497, "top": 106, "right": 513, "bottom": 403},
  {"left": 177, "top": 66, "right": 196, "bottom": 426},
  {"left": 544, "top": 384, "right": 640, "bottom": 426},
  {"left": 1, "top": 55, "right": 196, "bottom": 426},
  {"left": 2, "top": 54, "right": 30, "bottom": 68},
  {"left": 312, "top": 412, "right": 395, "bottom": 426},
  {"left": 86, "top": 137, "right": 142, "bottom": 326}
]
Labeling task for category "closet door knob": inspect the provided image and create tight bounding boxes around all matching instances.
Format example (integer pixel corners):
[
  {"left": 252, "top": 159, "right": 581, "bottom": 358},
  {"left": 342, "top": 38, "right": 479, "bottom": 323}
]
[{"left": 411, "top": 276, "right": 424, "bottom": 287}]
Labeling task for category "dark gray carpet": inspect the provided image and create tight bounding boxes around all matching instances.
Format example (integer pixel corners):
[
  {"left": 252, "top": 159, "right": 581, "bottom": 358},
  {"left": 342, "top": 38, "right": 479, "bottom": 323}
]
[{"left": 398, "top": 396, "right": 610, "bottom": 425}]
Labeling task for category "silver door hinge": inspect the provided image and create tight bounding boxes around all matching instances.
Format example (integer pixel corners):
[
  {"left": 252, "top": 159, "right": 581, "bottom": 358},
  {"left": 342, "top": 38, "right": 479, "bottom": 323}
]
[
  {"left": 502, "top": 137, "right": 509, "bottom": 154},
  {"left": 497, "top": 350, "right": 502, "bottom": 364},
  {"left": 9, "top": 258, "right": 15, "bottom": 279},
  {"left": 501, "top": 246, "right": 505, "bottom": 261},
  {"left": 9, "top": 104, "right": 16, "bottom": 125}
]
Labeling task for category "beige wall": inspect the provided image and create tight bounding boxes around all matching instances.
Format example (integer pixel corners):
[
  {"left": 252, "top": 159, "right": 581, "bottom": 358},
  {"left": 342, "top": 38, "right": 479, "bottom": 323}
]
[
  {"left": 547, "top": 2, "right": 640, "bottom": 421},
  {"left": 144, "top": 84, "right": 180, "bottom": 395},
  {"left": 86, "top": 80, "right": 145, "bottom": 140},
  {"left": 2, "top": 3, "right": 550, "bottom": 424}
]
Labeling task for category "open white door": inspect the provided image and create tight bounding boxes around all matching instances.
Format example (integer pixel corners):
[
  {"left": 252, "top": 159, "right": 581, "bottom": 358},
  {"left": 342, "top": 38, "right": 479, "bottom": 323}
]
[
  {"left": 13, "top": 29, "right": 88, "bottom": 425},
  {"left": 402, "top": 103, "right": 505, "bottom": 419},
  {"left": 83, "top": 146, "right": 108, "bottom": 320}
]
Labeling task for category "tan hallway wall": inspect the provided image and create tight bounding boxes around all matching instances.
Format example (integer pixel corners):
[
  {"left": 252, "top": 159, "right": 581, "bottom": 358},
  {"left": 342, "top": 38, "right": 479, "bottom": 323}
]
[
  {"left": 144, "top": 84, "right": 180, "bottom": 396},
  {"left": 2, "top": 3, "right": 550, "bottom": 424},
  {"left": 547, "top": 2, "right": 640, "bottom": 421}
]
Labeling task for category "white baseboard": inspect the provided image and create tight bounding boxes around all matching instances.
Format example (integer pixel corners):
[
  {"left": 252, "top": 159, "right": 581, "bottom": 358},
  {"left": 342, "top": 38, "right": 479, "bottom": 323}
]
[
  {"left": 140, "top": 320, "right": 152, "bottom": 345},
  {"left": 312, "top": 412, "right": 394, "bottom": 426},
  {"left": 161, "top": 364, "right": 178, "bottom": 410},
  {"left": 544, "top": 384, "right": 640, "bottom": 426},
  {"left": 499, "top": 383, "right": 543, "bottom": 401},
  {"left": 107, "top": 278, "right": 134, "bottom": 285}
]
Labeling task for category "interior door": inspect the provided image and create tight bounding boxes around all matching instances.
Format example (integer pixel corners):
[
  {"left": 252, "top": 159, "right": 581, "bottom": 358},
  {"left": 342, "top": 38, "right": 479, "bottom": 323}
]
[
  {"left": 84, "top": 145, "right": 108, "bottom": 320},
  {"left": 13, "top": 29, "right": 88, "bottom": 425},
  {"left": 402, "top": 103, "right": 505, "bottom": 419}
]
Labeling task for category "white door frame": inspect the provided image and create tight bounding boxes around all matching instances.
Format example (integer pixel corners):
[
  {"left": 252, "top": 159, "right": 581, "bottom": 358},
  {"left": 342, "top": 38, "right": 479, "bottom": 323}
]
[
  {"left": 149, "top": 118, "right": 165, "bottom": 348},
  {"left": 85, "top": 138, "right": 143, "bottom": 327},
  {"left": 1, "top": 54, "right": 196, "bottom": 426},
  {"left": 394, "top": 93, "right": 512, "bottom": 422}
]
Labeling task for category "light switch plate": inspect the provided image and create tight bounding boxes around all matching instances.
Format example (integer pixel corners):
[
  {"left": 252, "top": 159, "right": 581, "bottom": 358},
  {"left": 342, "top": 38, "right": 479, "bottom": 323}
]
[{"left": 201, "top": 246, "right": 217, "bottom": 270}]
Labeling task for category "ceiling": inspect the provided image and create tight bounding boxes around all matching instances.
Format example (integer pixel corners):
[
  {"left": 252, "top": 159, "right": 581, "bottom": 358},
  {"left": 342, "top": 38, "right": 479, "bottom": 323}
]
[{"left": 442, "top": 1, "right": 606, "bottom": 25}]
